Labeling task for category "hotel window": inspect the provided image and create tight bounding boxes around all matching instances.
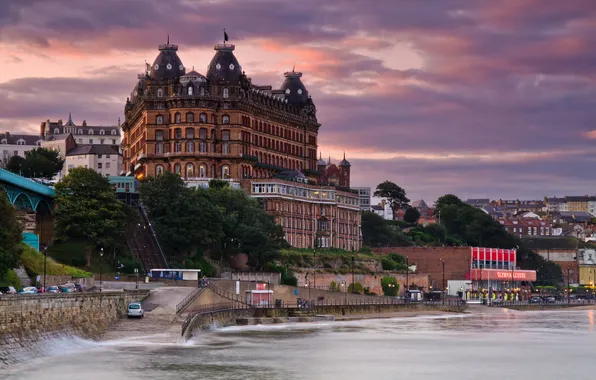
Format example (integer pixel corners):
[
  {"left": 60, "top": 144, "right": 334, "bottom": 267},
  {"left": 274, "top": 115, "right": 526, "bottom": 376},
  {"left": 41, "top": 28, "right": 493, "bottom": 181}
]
[
  {"left": 186, "top": 163, "right": 194, "bottom": 177},
  {"left": 97, "top": 163, "right": 103, "bottom": 169},
  {"left": 156, "top": 130, "right": 164, "bottom": 141},
  {"left": 175, "top": 113, "right": 181, "bottom": 123},
  {"left": 100, "top": 129, "right": 105, "bottom": 135},
  {"left": 211, "top": 115, "right": 217, "bottom": 124},
  {"left": 223, "top": 88, "right": 229, "bottom": 98},
  {"left": 199, "top": 87, "right": 205, "bottom": 96},
  {"left": 199, "top": 128, "right": 207, "bottom": 139},
  {"left": 222, "top": 130, "right": 230, "bottom": 154},
  {"left": 156, "top": 165, "right": 164, "bottom": 176},
  {"left": 221, "top": 165, "right": 230, "bottom": 179},
  {"left": 199, "top": 164, "right": 207, "bottom": 177},
  {"left": 174, "top": 128, "right": 182, "bottom": 139},
  {"left": 157, "top": 88, "right": 163, "bottom": 98},
  {"left": 186, "top": 128, "right": 194, "bottom": 139},
  {"left": 222, "top": 115, "right": 230, "bottom": 124},
  {"left": 199, "top": 141, "right": 207, "bottom": 152},
  {"left": 186, "top": 112, "right": 194, "bottom": 123},
  {"left": 89, "top": 129, "right": 94, "bottom": 135},
  {"left": 174, "top": 142, "right": 182, "bottom": 152},
  {"left": 156, "top": 143, "right": 163, "bottom": 154},
  {"left": 188, "top": 86, "right": 193, "bottom": 96},
  {"left": 111, "top": 130, "right": 117, "bottom": 136},
  {"left": 54, "top": 128, "right": 60, "bottom": 134},
  {"left": 186, "top": 141, "right": 194, "bottom": 152},
  {"left": 199, "top": 113, "right": 207, "bottom": 123},
  {"left": 156, "top": 115, "right": 164, "bottom": 125},
  {"left": 174, "top": 164, "right": 181, "bottom": 175}
]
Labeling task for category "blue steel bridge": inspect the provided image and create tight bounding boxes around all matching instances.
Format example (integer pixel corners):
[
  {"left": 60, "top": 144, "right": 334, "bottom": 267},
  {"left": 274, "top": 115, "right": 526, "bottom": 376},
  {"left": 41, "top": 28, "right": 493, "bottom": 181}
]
[{"left": 0, "top": 168, "right": 55, "bottom": 250}]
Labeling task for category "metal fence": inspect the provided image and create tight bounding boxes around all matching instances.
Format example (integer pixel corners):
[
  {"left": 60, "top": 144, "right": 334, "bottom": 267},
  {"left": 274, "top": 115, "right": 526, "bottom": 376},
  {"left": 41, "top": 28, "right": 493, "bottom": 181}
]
[
  {"left": 175, "top": 287, "right": 205, "bottom": 315},
  {"left": 489, "top": 299, "right": 596, "bottom": 307}
]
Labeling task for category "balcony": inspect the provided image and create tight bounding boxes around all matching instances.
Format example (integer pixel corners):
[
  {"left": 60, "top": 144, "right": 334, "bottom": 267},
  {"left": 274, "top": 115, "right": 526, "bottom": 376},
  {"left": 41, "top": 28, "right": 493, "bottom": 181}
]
[{"left": 143, "top": 152, "right": 242, "bottom": 159}]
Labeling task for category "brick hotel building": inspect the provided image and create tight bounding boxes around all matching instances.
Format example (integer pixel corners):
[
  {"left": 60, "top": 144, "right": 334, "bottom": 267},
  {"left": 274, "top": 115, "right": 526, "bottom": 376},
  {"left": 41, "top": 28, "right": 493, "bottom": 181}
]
[{"left": 121, "top": 40, "right": 361, "bottom": 249}]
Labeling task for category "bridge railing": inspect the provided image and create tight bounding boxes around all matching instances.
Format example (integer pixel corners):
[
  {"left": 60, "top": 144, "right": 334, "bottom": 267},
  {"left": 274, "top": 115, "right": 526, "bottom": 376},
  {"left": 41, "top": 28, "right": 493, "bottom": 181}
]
[{"left": 175, "top": 287, "right": 205, "bottom": 315}]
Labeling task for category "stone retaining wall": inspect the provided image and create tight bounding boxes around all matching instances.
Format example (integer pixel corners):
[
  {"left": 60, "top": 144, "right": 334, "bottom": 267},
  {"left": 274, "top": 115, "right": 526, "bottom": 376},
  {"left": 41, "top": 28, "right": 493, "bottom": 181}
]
[{"left": 0, "top": 290, "right": 149, "bottom": 368}]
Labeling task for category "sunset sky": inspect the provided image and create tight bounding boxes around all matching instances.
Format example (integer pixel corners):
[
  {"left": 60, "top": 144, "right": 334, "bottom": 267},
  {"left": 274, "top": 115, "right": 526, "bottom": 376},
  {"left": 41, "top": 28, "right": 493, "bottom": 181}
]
[{"left": 1, "top": 0, "right": 596, "bottom": 203}]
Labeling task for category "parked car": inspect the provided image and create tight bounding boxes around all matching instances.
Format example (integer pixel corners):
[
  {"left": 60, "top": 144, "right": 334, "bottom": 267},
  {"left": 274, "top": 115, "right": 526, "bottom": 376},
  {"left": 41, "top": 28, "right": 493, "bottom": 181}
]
[
  {"left": 20, "top": 287, "right": 38, "bottom": 294},
  {"left": 0, "top": 286, "right": 17, "bottom": 294},
  {"left": 60, "top": 284, "right": 75, "bottom": 293},
  {"left": 492, "top": 298, "right": 503, "bottom": 305},
  {"left": 127, "top": 303, "right": 144, "bottom": 318},
  {"left": 529, "top": 296, "right": 542, "bottom": 304},
  {"left": 544, "top": 296, "right": 556, "bottom": 304},
  {"left": 74, "top": 283, "right": 86, "bottom": 292},
  {"left": 46, "top": 286, "right": 60, "bottom": 294}
]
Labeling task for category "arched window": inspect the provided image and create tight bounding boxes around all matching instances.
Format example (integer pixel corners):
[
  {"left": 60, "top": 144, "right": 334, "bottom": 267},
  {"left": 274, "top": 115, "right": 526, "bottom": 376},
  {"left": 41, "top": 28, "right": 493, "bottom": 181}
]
[
  {"left": 156, "top": 115, "right": 164, "bottom": 125},
  {"left": 174, "top": 141, "right": 182, "bottom": 152},
  {"left": 210, "top": 142, "right": 216, "bottom": 153},
  {"left": 199, "top": 141, "right": 207, "bottom": 153},
  {"left": 53, "top": 128, "right": 60, "bottom": 134},
  {"left": 222, "top": 130, "right": 230, "bottom": 154},
  {"left": 186, "top": 128, "right": 194, "bottom": 139},
  {"left": 199, "top": 87, "right": 205, "bottom": 96},
  {"left": 99, "top": 129, "right": 105, "bottom": 135},
  {"left": 222, "top": 115, "right": 230, "bottom": 124},
  {"left": 175, "top": 112, "right": 181, "bottom": 123},
  {"left": 199, "top": 128, "right": 207, "bottom": 139},
  {"left": 211, "top": 129, "right": 216, "bottom": 139},
  {"left": 186, "top": 112, "right": 194, "bottom": 123},
  {"left": 156, "top": 165, "right": 164, "bottom": 176},
  {"left": 187, "top": 86, "right": 193, "bottom": 96},
  {"left": 156, "top": 142, "right": 163, "bottom": 154},
  {"left": 157, "top": 88, "right": 163, "bottom": 97},
  {"left": 223, "top": 88, "right": 229, "bottom": 98},
  {"left": 174, "top": 128, "right": 182, "bottom": 139},
  {"left": 155, "top": 130, "right": 164, "bottom": 141},
  {"left": 174, "top": 163, "right": 181, "bottom": 175},
  {"left": 111, "top": 130, "right": 117, "bottom": 136},
  {"left": 221, "top": 165, "right": 230, "bottom": 179},
  {"left": 77, "top": 129, "right": 83, "bottom": 135},
  {"left": 186, "top": 163, "right": 194, "bottom": 178},
  {"left": 199, "top": 113, "right": 207, "bottom": 123},
  {"left": 186, "top": 141, "right": 194, "bottom": 152},
  {"left": 88, "top": 129, "right": 94, "bottom": 135},
  {"left": 199, "top": 164, "right": 207, "bottom": 178}
]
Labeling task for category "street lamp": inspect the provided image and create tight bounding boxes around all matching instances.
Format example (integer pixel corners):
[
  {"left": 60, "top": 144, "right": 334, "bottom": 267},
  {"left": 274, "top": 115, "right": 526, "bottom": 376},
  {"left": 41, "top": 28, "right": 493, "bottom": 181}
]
[
  {"left": 567, "top": 268, "right": 572, "bottom": 305},
  {"left": 313, "top": 249, "right": 316, "bottom": 291},
  {"left": 134, "top": 268, "right": 139, "bottom": 289},
  {"left": 405, "top": 255, "right": 409, "bottom": 293},
  {"left": 439, "top": 258, "right": 445, "bottom": 304},
  {"left": 99, "top": 248, "right": 104, "bottom": 293},
  {"left": 43, "top": 245, "right": 48, "bottom": 290},
  {"left": 351, "top": 255, "right": 356, "bottom": 294}
]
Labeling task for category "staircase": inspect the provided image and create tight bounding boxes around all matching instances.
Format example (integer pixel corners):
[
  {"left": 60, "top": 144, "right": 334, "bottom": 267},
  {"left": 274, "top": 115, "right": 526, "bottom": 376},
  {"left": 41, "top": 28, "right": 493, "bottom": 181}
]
[
  {"left": 203, "top": 257, "right": 231, "bottom": 278},
  {"left": 14, "top": 265, "right": 31, "bottom": 287},
  {"left": 125, "top": 205, "right": 168, "bottom": 272}
]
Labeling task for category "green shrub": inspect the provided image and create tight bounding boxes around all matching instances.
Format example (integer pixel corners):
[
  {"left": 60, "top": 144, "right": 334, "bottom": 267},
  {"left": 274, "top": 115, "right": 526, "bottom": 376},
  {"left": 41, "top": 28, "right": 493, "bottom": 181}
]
[
  {"left": 381, "top": 257, "right": 397, "bottom": 270},
  {"left": 381, "top": 276, "right": 399, "bottom": 296},
  {"left": 0, "top": 269, "right": 22, "bottom": 289},
  {"left": 347, "top": 282, "right": 364, "bottom": 294},
  {"left": 329, "top": 280, "right": 338, "bottom": 292}
]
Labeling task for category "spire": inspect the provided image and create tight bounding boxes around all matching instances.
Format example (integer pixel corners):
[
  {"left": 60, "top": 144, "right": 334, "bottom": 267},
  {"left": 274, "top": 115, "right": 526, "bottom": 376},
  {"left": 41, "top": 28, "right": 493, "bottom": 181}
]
[
  {"left": 292, "top": 63, "right": 295, "bottom": 72},
  {"left": 328, "top": 155, "right": 332, "bottom": 165},
  {"left": 343, "top": 152, "right": 346, "bottom": 160},
  {"left": 320, "top": 152, "right": 322, "bottom": 160},
  {"left": 68, "top": 112, "right": 72, "bottom": 123},
  {"left": 167, "top": 34, "right": 170, "bottom": 45}
]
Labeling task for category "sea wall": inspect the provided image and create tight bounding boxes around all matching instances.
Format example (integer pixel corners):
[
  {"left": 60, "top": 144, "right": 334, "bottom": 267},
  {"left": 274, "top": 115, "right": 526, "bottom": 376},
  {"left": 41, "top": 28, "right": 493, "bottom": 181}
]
[{"left": 0, "top": 290, "right": 149, "bottom": 368}]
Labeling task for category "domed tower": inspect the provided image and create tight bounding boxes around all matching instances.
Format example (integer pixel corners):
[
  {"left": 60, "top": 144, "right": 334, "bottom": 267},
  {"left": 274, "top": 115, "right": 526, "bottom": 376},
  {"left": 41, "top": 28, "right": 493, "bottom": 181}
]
[
  {"left": 317, "top": 153, "right": 327, "bottom": 172},
  {"left": 280, "top": 71, "right": 309, "bottom": 107},
  {"left": 180, "top": 68, "right": 207, "bottom": 96},
  {"left": 339, "top": 152, "right": 351, "bottom": 188},
  {"left": 149, "top": 40, "right": 186, "bottom": 81},
  {"left": 206, "top": 44, "right": 243, "bottom": 98}
]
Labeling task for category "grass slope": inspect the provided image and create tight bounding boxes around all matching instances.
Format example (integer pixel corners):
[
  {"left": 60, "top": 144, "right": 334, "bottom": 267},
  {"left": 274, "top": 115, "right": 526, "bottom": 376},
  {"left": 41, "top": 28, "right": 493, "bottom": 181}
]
[{"left": 20, "top": 244, "right": 92, "bottom": 279}]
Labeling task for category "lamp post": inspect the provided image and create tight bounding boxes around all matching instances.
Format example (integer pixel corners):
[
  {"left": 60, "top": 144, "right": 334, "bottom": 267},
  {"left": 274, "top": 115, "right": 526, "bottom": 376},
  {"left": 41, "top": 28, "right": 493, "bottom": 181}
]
[
  {"left": 351, "top": 255, "right": 355, "bottom": 294},
  {"left": 134, "top": 268, "right": 139, "bottom": 289},
  {"left": 43, "top": 245, "right": 48, "bottom": 290},
  {"left": 313, "top": 249, "right": 316, "bottom": 291},
  {"left": 568, "top": 268, "right": 571, "bottom": 305},
  {"left": 99, "top": 248, "right": 104, "bottom": 293},
  {"left": 439, "top": 258, "right": 445, "bottom": 304},
  {"left": 405, "top": 255, "right": 409, "bottom": 293}
]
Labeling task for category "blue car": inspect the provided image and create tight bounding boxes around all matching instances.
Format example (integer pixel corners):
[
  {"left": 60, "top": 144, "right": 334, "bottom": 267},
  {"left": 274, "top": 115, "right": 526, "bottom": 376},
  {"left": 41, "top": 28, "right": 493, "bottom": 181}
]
[{"left": 20, "top": 287, "right": 38, "bottom": 294}]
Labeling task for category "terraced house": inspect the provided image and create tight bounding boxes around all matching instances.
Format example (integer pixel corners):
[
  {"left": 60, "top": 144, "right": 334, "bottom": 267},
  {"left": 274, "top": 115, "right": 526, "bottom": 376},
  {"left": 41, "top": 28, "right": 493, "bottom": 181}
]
[{"left": 121, "top": 39, "right": 361, "bottom": 249}]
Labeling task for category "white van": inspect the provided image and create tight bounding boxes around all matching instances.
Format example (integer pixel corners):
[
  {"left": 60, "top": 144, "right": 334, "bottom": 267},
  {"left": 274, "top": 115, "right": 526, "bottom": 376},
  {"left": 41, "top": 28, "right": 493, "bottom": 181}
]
[{"left": 127, "top": 302, "right": 144, "bottom": 318}]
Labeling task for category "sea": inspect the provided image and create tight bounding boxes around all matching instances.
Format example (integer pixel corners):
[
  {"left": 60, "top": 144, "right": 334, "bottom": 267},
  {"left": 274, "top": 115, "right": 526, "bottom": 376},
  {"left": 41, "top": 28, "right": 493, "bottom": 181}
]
[{"left": 4, "top": 308, "right": 595, "bottom": 380}]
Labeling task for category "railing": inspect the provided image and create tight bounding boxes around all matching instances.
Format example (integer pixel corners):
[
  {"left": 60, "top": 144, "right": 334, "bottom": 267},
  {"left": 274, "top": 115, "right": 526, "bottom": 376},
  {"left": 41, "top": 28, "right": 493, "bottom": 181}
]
[
  {"left": 181, "top": 301, "right": 249, "bottom": 336},
  {"left": 175, "top": 287, "right": 205, "bottom": 315},
  {"left": 489, "top": 299, "right": 596, "bottom": 307},
  {"left": 138, "top": 205, "right": 169, "bottom": 269},
  {"left": 206, "top": 282, "right": 250, "bottom": 306}
]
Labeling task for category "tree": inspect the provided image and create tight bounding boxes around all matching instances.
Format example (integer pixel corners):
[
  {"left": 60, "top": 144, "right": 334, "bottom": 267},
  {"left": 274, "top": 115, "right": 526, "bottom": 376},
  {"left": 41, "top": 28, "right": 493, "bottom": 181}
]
[
  {"left": 7, "top": 148, "right": 65, "bottom": 178},
  {"left": 374, "top": 181, "right": 410, "bottom": 211},
  {"left": 361, "top": 211, "right": 412, "bottom": 247},
  {"left": 403, "top": 207, "right": 420, "bottom": 224},
  {"left": 5, "top": 155, "right": 26, "bottom": 174},
  {"left": 434, "top": 194, "right": 463, "bottom": 211},
  {"left": 54, "top": 168, "right": 126, "bottom": 266},
  {"left": 0, "top": 191, "right": 23, "bottom": 282}
]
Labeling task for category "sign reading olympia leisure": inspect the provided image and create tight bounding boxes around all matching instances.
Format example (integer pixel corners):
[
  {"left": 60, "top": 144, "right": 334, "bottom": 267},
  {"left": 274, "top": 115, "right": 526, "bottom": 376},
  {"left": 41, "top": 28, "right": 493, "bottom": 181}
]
[{"left": 469, "top": 269, "right": 537, "bottom": 282}]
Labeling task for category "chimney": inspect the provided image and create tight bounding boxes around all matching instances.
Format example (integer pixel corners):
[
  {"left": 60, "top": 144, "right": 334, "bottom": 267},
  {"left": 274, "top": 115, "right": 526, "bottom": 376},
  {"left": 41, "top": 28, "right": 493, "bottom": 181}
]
[
  {"left": 5, "top": 132, "right": 9, "bottom": 137},
  {"left": 82, "top": 120, "right": 87, "bottom": 127},
  {"left": 58, "top": 119, "right": 63, "bottom": 126}
]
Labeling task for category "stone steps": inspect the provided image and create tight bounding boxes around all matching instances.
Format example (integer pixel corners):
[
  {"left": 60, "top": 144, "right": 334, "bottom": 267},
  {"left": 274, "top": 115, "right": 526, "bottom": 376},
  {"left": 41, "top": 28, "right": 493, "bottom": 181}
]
[{"left": 14, "top": 265, "right": 31, "bottom": 287}]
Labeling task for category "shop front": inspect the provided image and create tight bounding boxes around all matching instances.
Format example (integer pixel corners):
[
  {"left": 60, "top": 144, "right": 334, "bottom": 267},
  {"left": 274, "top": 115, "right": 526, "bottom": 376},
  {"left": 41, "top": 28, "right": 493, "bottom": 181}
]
[{"left": 470, "top": 269, "right": 537, "bottom": 301}]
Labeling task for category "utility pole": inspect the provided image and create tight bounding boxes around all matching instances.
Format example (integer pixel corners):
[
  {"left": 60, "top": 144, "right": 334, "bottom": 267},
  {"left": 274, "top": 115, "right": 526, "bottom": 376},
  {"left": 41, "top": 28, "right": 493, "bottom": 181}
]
[
  {"left": 99, "top": 248, "right": 104, "bottom": 292},
  {"left": 405, "top": 256, "right": 409, "bottom": 293},
  {"left": 568, "top": 268, "right": 571, "bottom": 305},
  {"left": 313, "top": 249, "right": 316, "bottom": 292},
  {"left": 43, "top": 245, "right": 47, "bottom": 291}
]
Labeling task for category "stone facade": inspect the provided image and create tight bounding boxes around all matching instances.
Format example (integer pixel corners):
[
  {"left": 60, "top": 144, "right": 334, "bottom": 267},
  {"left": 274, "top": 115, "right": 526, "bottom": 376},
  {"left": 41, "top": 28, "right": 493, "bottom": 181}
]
[{"left": 0, "top": 290, "right": 148, "bottom": 368}]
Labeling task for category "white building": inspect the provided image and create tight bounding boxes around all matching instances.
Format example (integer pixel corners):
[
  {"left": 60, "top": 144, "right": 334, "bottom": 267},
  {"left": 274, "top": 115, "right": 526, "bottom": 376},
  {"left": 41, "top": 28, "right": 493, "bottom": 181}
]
[
  {"left": 371, "top": 202, "right": 394, "bottom": 220},
  {"left": 0, "top": 132, "right": 43, "bottom": 167},
  {"left": 546, "top": 197, "right": 568, "bottom": 212},
  {"left": 352, "top": 187, "right": 372, "bottom": 211},
  {"left": 65, "top": 145, "right": 122, "bottom": 177},
  {"left": 40, "top": 114, "right": 121, "bottom": 147}
]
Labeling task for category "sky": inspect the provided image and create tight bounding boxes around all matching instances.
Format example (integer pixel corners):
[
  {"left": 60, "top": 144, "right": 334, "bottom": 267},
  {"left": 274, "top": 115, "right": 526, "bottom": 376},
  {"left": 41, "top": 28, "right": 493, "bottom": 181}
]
[{"left": 1, "top": 0, "right": 596, "bottom": 204}]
